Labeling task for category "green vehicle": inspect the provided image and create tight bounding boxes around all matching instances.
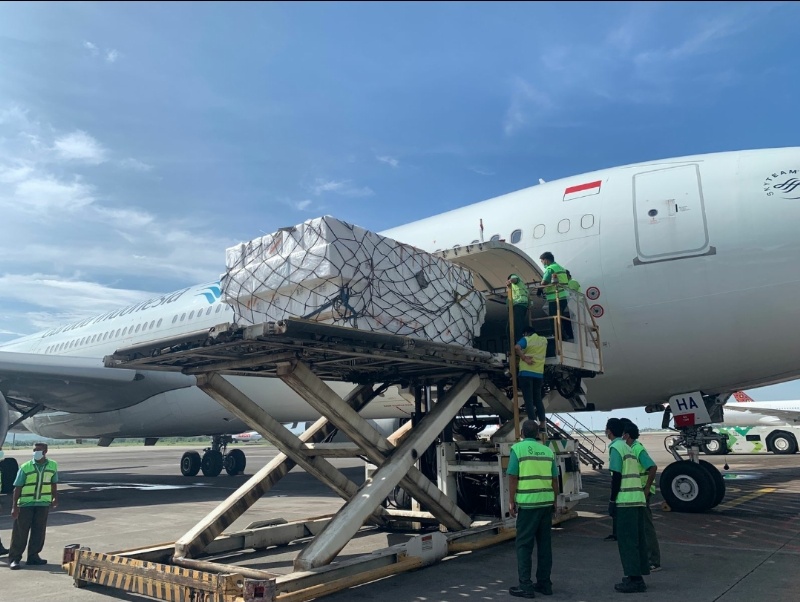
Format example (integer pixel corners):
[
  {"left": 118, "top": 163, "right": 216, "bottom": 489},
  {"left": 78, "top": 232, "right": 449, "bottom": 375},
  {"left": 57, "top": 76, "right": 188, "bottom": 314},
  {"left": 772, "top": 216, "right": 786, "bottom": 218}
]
[{"left": 701, "top": 426, "right": 799, "bottom": 455}]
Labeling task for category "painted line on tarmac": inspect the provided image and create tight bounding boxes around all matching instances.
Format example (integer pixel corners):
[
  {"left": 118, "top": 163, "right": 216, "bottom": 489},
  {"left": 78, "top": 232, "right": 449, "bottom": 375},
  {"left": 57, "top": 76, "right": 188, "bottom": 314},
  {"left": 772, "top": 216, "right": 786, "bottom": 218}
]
[{"left": 716, "top": 487, "right": 777, "bottom": 511}]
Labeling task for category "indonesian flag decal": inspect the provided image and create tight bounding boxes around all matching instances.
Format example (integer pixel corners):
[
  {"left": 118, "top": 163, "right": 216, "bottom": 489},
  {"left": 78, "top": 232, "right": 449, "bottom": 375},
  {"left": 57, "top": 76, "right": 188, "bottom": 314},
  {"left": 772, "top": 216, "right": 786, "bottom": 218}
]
[{"left": 563, "top": 180, "right": 601, "bottom": 202}]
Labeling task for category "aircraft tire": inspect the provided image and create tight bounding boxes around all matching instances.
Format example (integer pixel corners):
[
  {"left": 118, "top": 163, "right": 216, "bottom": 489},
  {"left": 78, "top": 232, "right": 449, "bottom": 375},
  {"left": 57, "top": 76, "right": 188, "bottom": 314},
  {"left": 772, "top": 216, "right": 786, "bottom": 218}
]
[
  {"left": 700, "top": 439, "right": 727, "bottom": 455},
  {"left": 660, "top": 460, "right": 717, "bottom": 513},
  {"left": 224, "top": 449, "right": 246, "bottom": 476},
  {"left": 698, "top": 460, "right": 726, "bottom": 508},
  {"left": 1, "top": 457, "right": 19, "bottom": 494},
  {"left": 201, "top": 450, "right": 223, "bottom": 477},
  {"left": 767, "top": 431, "right": 798, "bottom": 455},
  {"left": 180, "top": 451, "right": 201, "bottom": 477}
]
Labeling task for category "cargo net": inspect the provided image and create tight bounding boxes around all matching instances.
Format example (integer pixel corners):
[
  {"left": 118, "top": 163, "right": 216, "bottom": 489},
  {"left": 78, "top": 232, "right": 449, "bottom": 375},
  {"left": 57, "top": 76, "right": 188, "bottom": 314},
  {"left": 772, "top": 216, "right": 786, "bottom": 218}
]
[{"left": 221, "top": 216, "right": 486, "bottom": 347}]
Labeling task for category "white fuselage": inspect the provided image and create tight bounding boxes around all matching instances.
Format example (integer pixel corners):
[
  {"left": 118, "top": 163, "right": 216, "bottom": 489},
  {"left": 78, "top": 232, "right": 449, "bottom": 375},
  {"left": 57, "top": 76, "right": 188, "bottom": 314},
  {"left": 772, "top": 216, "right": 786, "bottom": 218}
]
[
  {"left": 2, "top": 147, "right": 800, "bottom": 440},
  {"left": 716, "top": 401, "right": 800, "bottom": 427}
]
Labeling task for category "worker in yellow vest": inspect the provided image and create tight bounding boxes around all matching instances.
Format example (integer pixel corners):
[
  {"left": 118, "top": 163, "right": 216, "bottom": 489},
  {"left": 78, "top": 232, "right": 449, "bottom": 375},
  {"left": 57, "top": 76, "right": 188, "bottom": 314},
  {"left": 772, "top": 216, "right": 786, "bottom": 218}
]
[
  {"left": 514, "top": 325, "right": 549, "bottom": 432},
  {"left": 8, "top": 442, "right": 59, "bottom": 570},
  {"left": 539, "top": 252, "right": 573, "bottom": 341},
  {"left": 622, "top": 421, "right": 661, "bottom": 572},
  {"left": 0, "top": 447, "right": 7, "bottom": 557},
  {"left": 605, "top": 418, "right": 650, "bottom": 593},
  {"left": 565, "top": 270, "right": 581, "bottom": 294},
  {"left": 507, "top": 420, "right": 559, "bottom": 598}
]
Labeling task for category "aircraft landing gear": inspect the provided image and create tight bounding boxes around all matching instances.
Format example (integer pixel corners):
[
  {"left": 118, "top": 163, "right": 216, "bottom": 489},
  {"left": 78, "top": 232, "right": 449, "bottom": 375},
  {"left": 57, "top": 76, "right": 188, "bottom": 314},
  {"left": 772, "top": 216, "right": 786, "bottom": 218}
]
[
  {"left": 661, "top": 401, "right": 728, "bottom": 513},
  {"left": 180, "top": 435, "right": 246, "bottom": 477}
]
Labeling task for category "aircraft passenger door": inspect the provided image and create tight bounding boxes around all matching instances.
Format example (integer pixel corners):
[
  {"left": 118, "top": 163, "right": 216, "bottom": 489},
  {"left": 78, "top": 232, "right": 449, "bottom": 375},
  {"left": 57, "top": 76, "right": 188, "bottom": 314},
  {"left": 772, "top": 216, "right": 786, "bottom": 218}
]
[{"left": 632, "top": 164, "right": 714, "bottom": 265}]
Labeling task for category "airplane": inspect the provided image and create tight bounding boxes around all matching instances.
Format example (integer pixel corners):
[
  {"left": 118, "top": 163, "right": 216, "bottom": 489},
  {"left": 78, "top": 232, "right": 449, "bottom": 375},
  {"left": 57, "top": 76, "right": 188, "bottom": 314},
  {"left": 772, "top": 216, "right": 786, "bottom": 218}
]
[
  {"left": 1, "top": 146, "right": 800, "bottom": 514},
  {"left": 713, "top": 391, "right": 800, "bottom": 427},
  {"left": 231, "top": 431, "right": 264, "bottom": 443}
]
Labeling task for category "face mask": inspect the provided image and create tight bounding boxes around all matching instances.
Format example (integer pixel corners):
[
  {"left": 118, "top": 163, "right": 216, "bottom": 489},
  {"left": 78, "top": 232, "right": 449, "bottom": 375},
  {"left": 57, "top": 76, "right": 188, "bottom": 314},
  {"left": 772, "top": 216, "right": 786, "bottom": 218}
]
[{"left": 33, "top": 450, "right": 44, "bottom": 461}]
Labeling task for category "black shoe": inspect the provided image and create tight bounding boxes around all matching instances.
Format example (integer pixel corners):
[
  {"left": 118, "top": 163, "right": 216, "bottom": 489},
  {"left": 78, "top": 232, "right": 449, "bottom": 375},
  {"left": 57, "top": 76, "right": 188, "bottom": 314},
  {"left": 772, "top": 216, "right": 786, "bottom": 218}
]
[
  {"left": 615, "top": 578, "right": 647, "bottom": 593},
  {"left": 0, "top": 545, "right": 9, "bottom": 557},
  {"left": 26, "top": 556, "right": 47, "bottom": 566},
  {"left": 9, "top": 560, "right": 21, "bottom": 570},
  {"left": 604, "top": 534, "right": 617, "bottom": 541},
  {"left": 509, "top": 585, "right": 536, "bottom": 598},
  {"left": 534, "top": 582, "right": 553, "bottom": 596}
]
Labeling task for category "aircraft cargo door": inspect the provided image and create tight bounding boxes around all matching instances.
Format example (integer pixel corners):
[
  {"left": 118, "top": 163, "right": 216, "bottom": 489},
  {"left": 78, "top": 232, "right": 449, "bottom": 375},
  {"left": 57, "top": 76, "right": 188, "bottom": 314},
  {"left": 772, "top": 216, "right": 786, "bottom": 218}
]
[{"left": 632, "top": 164, "right": 714, "bottom": 265}]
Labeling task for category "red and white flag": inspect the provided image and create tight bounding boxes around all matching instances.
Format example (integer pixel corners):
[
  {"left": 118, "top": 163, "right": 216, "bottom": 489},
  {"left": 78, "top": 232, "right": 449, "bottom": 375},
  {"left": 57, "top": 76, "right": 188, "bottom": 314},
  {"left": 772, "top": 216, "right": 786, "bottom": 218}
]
[{"left": 563, "top": 180, "right": 601, "bottom": 202}]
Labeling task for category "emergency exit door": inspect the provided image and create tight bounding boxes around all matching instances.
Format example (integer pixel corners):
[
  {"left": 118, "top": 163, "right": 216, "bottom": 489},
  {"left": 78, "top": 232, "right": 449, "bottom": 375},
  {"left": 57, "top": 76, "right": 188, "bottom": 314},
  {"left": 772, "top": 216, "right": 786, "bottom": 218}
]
[{"left": 632, "top": 164, "right": 713, "bottom": 264}]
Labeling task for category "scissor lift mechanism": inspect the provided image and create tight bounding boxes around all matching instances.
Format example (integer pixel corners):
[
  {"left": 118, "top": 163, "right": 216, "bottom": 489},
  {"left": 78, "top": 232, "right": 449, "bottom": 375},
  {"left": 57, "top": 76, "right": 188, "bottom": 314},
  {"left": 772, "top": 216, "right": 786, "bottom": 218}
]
[{"left": 62, "top": 318, "right": 597, "bottom": 602}]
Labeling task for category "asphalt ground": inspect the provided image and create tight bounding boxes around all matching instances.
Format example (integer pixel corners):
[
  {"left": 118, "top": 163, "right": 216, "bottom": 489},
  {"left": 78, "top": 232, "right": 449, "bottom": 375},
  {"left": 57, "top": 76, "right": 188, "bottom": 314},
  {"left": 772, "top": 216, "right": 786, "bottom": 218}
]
[{"left": 1, "top": 433, "right": 799, "bottom": 601}]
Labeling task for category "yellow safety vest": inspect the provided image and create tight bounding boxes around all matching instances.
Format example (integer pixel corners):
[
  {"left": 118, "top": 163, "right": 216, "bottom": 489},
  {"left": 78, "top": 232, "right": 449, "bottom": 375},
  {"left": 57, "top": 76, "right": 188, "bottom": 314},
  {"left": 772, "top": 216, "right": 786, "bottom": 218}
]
[
  {"left": 518, "top": 334, "right": 547, "bottom": 375},
  {"left": 18, "top": 459, "right": 58, "bottom": 506},
  {"left": 631, "top": 440, "right": 656, "bottom": 495},
  {"left": 509, "top": 275, "right": 530, "bottom": 306},
  {"left": 609, "top": 439, "right": 646, "bottom": 507},
  {"left": 511, "top": 439, "right": 556, "bottom": 508}
]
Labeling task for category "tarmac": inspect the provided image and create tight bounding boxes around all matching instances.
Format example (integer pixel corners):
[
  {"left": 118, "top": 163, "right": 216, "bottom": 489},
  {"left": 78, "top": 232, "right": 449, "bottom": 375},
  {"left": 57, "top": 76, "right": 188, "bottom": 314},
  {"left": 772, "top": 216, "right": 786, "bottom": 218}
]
[{"left": 1, "top": 432, "right": 799, "bottom": 601}]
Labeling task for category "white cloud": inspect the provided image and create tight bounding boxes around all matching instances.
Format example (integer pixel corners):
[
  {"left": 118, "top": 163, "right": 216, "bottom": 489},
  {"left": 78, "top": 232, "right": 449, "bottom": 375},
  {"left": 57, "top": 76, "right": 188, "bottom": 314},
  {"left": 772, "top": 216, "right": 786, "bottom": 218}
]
[
  {"left": 12, "top": 177, "right": 95, "bottom": 211},
  {"left": 118, "top": 157, "right": 153, "bottom": 172},
  {"left": 310, "top": 178, "right": 373, "bottom": 198},
  {"left": 83, "top": 41, "right": 98, "bottom": 56},
  {"left": 376, "top": 155, "right": 399, "bottom": 168},
  {"left": 295, "top": 199, "right": 312, "bottom": 210},
  {"left": 53, "top": 131, "right": 107, "bottom": 164},
  {"left": 470, "top": 167, "right": 495, "bottom": 176},
  {"left": 105, "top": 49, "right": 120, "bottom": 64},
  {"left": 503, "top": 77, "right": 553, "bottom": 136}
]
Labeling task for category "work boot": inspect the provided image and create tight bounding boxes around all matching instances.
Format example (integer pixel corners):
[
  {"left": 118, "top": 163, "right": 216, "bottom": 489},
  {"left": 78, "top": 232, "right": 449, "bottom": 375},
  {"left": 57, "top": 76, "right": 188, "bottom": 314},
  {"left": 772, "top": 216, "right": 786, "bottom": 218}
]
[
  {"left": 509, "top": 585, "right": 536, "bottom": 598},
  {"left": 614, "top": 577, "right": 647, "bottom": 593},
  {"left": 0, "top": 544, "right": 9, "bottom": 557},
  {"left": 26, "top": 556, "right": 47, "bottom": 566},
  {"left": 534, "top": 582, "right": 553, "bottom": 596},
  {"left": 9, "top": 560, "right": 21, "bottom": 570}
]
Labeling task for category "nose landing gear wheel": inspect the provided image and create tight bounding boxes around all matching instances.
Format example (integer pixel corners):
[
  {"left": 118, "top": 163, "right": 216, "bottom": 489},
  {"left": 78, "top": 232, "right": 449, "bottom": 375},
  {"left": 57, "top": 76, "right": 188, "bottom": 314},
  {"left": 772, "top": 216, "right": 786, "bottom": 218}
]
[{"left": 660, "top": 460, "right": 717, "bottom": 513}]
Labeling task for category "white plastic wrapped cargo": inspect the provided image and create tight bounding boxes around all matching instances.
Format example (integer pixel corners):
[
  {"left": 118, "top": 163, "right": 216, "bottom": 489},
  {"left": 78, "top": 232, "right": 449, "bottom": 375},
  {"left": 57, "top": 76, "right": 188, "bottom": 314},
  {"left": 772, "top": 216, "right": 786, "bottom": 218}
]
[{"left": 221, "top": 216, "right": 486, "bottom": 347}]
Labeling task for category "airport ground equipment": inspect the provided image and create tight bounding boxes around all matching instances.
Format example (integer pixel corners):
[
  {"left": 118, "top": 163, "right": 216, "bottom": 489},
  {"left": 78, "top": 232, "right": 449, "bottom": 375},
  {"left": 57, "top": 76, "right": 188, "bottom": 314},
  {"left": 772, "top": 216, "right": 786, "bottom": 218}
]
[{"left": 63, "top": 312, "right": 602, "bottom": 602}]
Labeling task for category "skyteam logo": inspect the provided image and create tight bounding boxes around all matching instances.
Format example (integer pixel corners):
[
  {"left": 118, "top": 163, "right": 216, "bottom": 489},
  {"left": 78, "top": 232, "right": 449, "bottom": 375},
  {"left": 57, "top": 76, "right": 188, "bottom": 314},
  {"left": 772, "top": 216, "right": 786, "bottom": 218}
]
[
  {"left": 764, "top": 169, "right": 800, "bottom": 199},
  {"left": 196, "top": 282, "right": 222, "bottom": 304}
]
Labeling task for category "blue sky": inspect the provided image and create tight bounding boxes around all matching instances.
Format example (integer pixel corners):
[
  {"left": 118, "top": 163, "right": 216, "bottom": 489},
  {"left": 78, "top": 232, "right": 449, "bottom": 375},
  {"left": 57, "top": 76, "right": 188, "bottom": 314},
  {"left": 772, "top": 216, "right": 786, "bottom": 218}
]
[{"left": 0, "top": 2, "right": 799, "bottom": 407}]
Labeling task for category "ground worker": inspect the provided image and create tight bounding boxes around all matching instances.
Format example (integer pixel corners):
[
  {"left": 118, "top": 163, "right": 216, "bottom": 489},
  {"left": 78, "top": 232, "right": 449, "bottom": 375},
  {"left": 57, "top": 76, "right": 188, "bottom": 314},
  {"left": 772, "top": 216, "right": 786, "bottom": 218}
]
[
  {"left": 0, "top": 447, "right": 7, "bottom": 557},
  {"left": 507, "top": 419, "right": 559, "bottom": 598},
  {"left": 605, "top": 418, "right": 649, "bottom": 593},
  {"left": 514, "top": 324, "right": 548, "bottom": 432},
  {"left": 506, "top": 273, "right": 530, "bottom": 343},
  {"left": 538, "top": 252, "right": 573, "bottom": 341},
  {"left": 566, "top": 270, "right": 581, "bottom": 294},
  {"left": 8, "top": 442, "right": 59, "bottom": 570},
  {"left": 622, "top": 421, "right": 661, "bottom": 572}
]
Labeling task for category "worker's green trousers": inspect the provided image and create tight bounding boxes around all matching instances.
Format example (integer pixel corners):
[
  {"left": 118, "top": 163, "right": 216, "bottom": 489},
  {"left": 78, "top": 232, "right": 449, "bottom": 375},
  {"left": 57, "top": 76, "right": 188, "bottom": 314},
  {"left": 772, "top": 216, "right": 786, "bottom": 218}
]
[
  {"left": 515, "top": 506, "right": 553, "bottom": 586},
  {"left": 616, "top": 507, "right": 650, "bottom": 578}
]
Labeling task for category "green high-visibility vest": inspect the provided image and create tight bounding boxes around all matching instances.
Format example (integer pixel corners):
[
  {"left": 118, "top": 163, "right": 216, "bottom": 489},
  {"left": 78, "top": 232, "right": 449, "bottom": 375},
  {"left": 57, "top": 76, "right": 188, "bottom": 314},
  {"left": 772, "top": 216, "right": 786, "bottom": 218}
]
[
  {"left": 18, "top": 459, "right": 58, "bottom": 506},
  {"left": 609, "top": 439, "right": 646, "bottom": 507},
  {"left": 543, "top": 262, "right": 569, "bottom": 301},
  {"left": 567, "top": 279, "right": 581, "bottom": 293},
  {"left": 511, "top": 439, "right": 556, "bottom": 509},
  {"left": 631, "top": 440, "right": 656, "bottom": 495},
  {"left": 509, "top": 275, "right": 530, "bottom": 306}
]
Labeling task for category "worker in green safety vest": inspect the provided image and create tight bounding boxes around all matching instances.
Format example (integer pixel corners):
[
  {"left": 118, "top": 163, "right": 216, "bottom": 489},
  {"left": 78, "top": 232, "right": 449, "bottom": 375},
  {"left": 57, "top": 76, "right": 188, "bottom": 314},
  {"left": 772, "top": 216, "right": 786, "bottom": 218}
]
[
  {"left": 622, "top": 421, "right": 661, "bottom": 573},
  {"left": 565, "top": 270, "right": 581, "bottom": 294},
  {"left": 507, "top": 420, "right": 559, "bottom": 598},
  {"left": 8, "top": 442, "right": 59, "bottom": 570},
  {"left": 0, "top": 447, "right": 7, "bottom": 557},
  {"left": 605, "top": 418, "right": 650, "bottom": 593},
  {"left": 538, "top": 252, "right": 573, "bottom": 342},
  {"left": 506, "top": 273, "right": 530, "bottom": 343}
]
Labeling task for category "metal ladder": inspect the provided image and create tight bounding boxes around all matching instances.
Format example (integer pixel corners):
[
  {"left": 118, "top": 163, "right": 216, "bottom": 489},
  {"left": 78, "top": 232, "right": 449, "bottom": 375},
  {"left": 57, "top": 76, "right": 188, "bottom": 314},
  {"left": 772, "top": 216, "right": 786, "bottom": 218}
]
[{"left": 546, "top": 413, "right": 606, "bottom": 470}]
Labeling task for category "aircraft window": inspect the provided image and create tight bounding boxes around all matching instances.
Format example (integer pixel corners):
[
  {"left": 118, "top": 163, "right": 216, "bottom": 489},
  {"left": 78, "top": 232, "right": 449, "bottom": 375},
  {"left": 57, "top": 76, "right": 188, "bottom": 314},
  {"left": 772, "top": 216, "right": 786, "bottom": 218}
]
[
  {"left": 172, "top": 315, "right": 178, "bottom": 324},
  {"left": 122, "top": 327, "right": 128, "bottom": 336},
  {"left": 157, "top": 318, "right": 162, "bottom": 327},
  {"left": 206, "top": 307, "right": 212, "bottom": 316},
  {"left": 135, "top": 324, "right": 141, "bottom": 333},
  {"left": 142, "top": 323, "right": 148, "bottom": 331},
  {"left": 558, "top": 219, "right": 570, "bottom": 234},
  {"left": 69, "top": 340, "right": 74, "bottom": 348},
  {"left": 180, "top": 313, "right": 186, "bottom": 322},
  {"left": 80, "top": 337, "right": 86, "bottom": 345},
  {"left": 510, "top": 229, "right": 522, "bottom": 244},
  {"left": 533, "top": 224, "right": 546, "bottom": 239},
  {"left": 581, "top": 214, "right": 595, "bottom": 229},
  {"left": 149, "top": 320, "right": 155, "bottom": 329},
  {"left": 490, "top": 234, "right": 500, "bottom": 241},
  {"left": 453, "top": 244, "right": 461, "bottom": 252},
  {"left": 189, "top": 310, "right": 195, "bottom": 319},
  {"left": 215, "top": 305, "right": 222, "bottom": 313},
  {"left": 115, "top": 328, "right": 121, "bottom": 337},
  {"left": 45, "top": 346, "right": 50, "bottom": 353}
]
